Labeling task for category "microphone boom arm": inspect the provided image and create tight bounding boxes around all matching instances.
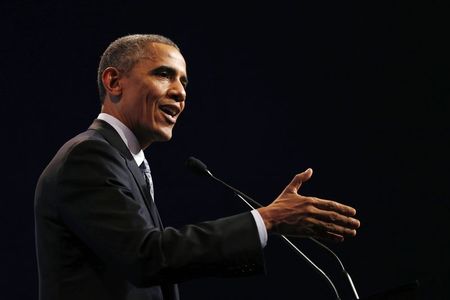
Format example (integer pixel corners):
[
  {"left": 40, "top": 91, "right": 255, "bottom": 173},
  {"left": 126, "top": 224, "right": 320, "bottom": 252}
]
[
  {"left": 186, "top": 156, "right": 360, "bottom": 299},
  {"left": 233, "top": 192, "right": 342, "bottom": 300},
  {"left": 208, "top": 172, "right": 342, "bottom": 300}
]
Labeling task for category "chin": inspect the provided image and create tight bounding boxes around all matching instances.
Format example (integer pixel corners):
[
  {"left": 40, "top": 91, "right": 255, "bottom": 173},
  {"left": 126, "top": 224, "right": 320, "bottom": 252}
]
[
  {"left": 157, "top": 135, "right": 172, "bottom": 142},
  {"left": 153, "top": 129, "right": 173, "bottom": 142},
  {"left": 136, "top": 126, "right": 173, "bottom": 147}
]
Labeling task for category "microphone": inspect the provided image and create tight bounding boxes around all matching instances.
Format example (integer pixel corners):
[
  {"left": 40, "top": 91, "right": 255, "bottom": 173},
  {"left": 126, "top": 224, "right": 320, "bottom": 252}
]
[
  {"left": 185, "top": 156, "right": 209, "bottom": 176},
  {"left": 185, "top": 157, "right": 263, "bottom": 209},
  {"left": 186, "top": 156, "right": 360, "bottom": 299}
]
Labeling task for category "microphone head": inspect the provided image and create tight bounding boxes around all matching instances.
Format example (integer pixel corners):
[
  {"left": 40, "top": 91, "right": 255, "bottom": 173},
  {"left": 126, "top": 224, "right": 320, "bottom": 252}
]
[{"left": 185, "top": 156, "right": 210, "bottom": 176}]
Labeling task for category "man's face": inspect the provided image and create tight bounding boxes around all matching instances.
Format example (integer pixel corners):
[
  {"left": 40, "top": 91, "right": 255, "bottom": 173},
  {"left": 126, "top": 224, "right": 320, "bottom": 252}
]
[{"left": 116, "top": 42, "right": 187, "bottom": 147}]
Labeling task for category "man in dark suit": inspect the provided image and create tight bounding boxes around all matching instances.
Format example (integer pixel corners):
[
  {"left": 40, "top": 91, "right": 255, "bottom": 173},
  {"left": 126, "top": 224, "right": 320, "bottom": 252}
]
[{"left": 34, "top": 34, "right": 360, "bottom": 300}]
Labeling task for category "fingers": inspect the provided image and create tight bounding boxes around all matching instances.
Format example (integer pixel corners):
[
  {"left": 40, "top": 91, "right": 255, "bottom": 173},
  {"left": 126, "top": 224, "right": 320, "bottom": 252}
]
[
  {"left": 310, "top": 197, "right": 357, "bottom": 217},
  {"left": 307, "top": 217, "right": 357, "bottom": 238},
  {"left": 310, "top": 207, "right": 361, "bottom": 230},
  {"left": 285, "top": 168, "right": 313, "bottom": 193},
  {"left": 267, "top": 171, "right": 361, "bottom": 241},
  {"left": 282, "top": 216, "right": 357, "bottom": 241}
]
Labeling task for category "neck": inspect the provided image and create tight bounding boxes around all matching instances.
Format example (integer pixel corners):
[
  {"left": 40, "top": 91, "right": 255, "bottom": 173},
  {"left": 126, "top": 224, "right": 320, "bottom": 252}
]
[{"left": 100, "top": 104, "right": 153, "bottom": 150}]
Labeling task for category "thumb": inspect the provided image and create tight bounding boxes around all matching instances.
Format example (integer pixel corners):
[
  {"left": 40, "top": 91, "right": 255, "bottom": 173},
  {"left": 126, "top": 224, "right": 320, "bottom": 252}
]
[{"left": 286, "top": 168, "right": 313, "bottom": 193}]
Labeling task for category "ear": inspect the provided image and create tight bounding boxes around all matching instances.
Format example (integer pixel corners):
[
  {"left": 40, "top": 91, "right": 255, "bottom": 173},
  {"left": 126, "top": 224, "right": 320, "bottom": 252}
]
[{"left": 102, "top": 67, "right": 123, "bottom": 99}]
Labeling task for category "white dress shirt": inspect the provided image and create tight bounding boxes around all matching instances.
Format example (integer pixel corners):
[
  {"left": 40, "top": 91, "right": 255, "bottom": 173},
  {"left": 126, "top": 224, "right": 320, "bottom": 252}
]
[{"left": 97, "top": 113, "right": 267, "bottom": 247}]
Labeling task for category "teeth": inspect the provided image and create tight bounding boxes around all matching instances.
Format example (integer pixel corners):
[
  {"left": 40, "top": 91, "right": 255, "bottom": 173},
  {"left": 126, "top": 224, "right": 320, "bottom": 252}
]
[
  {"left": 160, "top": 105, "right": 181, "bottom": 117},
  {"left": 160, "top": 106, "right": 176, "bottom": 116}
]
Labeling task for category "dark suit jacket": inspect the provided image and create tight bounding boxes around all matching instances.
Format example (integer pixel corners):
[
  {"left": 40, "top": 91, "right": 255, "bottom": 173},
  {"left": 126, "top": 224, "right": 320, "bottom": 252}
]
[{"left": 34, "top": 119, "right": 265, "bottom": 300}]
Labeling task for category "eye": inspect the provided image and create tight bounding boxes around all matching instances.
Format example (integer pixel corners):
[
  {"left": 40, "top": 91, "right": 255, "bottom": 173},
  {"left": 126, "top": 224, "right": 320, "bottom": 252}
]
[
  {"left": 152, "top": 67, "right": 173, "bottom": 79},
  {"left": 152, "top": 67, "right": 188, "bottom": 88},
  {"left": 157, "top": 70, "right": 170, "bottom": 78}
]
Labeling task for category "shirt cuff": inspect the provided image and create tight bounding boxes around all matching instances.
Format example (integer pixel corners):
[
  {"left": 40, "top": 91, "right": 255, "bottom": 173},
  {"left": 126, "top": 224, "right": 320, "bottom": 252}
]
[{"left": 250, "top": 209, "right": 268, "bottom": 248}]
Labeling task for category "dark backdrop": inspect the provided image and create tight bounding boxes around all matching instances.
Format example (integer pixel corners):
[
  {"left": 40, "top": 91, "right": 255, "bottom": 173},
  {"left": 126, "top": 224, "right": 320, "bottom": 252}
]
[{"left": 1, "top": 1, "right": 449, "bottom": 299}]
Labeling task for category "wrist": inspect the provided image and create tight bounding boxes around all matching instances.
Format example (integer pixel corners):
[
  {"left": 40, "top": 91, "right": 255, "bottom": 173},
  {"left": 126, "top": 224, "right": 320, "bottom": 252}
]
[{"left": 257, "top": 207, "right": 274, "bottom": 233}]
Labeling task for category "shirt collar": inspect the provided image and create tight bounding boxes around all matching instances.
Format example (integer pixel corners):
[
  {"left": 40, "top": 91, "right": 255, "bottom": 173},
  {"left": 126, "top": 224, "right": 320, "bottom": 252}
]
[{"left": 97, "top": 113, "right": 145, "bottom": 166}]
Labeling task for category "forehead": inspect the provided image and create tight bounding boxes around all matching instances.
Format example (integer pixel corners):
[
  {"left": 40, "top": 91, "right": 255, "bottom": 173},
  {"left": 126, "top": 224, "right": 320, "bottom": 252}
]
[{"left": 137, "top": 42, "right": 187, "bottom": 73}]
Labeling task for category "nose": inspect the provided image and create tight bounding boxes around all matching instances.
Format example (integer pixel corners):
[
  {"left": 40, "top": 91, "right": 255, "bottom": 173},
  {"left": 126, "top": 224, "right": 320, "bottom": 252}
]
[{"left": 167, "top": 80, "right": 186, "bottom": 103}]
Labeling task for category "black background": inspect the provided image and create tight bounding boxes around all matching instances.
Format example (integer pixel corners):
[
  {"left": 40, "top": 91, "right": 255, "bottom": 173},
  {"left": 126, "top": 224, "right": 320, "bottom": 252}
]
[{"left": 1, "top": 1, "right": 449, "bottom": 299}]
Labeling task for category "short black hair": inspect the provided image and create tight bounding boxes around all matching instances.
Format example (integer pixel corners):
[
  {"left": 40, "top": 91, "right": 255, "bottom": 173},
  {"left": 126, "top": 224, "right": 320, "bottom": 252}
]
[{"left": 97, "top": 34, "right": 179, "bottom": 102}]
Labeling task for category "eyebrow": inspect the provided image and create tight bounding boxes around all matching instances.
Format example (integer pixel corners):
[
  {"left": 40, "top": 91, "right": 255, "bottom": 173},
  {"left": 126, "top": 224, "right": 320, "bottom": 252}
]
[{"left": 153, "top": 65, "right": 188, "bottom": 87}]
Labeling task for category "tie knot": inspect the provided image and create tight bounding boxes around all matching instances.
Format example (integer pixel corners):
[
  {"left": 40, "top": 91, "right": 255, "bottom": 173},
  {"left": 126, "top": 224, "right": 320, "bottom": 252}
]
[{"left": 139, "top": 159, "right": 151, "bottom": 176}]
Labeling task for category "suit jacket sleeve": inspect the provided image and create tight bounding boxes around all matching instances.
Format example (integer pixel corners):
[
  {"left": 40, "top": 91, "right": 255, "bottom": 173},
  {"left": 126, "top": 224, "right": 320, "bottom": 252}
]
[{"left": 55, "top": 138, "right": 265, "bottom": 287}]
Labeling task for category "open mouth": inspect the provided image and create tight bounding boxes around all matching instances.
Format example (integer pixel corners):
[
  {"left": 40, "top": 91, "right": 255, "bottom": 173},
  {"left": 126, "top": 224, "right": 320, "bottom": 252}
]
[{"left": 159, "top": 104, "right": 181, "bottom": 124}]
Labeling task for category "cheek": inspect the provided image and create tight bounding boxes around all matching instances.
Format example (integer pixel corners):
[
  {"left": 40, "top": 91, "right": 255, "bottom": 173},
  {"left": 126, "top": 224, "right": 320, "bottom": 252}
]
[{"left": 143, "top": 97, "right": 160, "bottom": 120}]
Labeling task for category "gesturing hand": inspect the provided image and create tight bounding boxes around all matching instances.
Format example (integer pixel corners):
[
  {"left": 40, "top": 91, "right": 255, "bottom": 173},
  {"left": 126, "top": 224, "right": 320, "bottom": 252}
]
[{"left": 257, "top": 168, "right": 360, "bottom": 242}]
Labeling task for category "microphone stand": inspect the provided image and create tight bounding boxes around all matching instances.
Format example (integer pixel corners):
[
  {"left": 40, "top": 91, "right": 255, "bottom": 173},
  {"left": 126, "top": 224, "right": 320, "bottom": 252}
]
[
  {"left": 235, "top": 193, "right": 341, "bottom": 300},
  {"left": 208, "top": 171, "right": 342, "bottom": 300},
  {"left": 186, "top": 157, "right": 360, "bottom": 299}
]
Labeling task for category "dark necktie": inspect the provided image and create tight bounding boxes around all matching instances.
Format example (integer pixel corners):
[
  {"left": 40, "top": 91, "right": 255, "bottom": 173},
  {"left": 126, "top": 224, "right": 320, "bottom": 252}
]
[
  {"left": 139, "top": 159, "right": 163, "bottom": 228},
  {"left": 139, "top": 158, "right": 155, "bottom": 200},
  {"left": 138, "top": 159, "right": 165, "bottom": 299}
]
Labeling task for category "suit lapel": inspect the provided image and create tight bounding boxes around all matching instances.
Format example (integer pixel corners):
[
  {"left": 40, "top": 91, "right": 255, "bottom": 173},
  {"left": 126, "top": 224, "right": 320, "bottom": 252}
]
[{"left": 88, "top": 119, "right": 162, "bottom": 228}]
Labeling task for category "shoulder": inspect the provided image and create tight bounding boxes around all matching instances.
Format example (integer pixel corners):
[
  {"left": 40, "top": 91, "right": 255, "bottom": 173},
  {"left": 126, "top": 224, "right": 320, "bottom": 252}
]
[
  {"left": 54, "top": 129, "right": 114, "bottom": 162},
  {"left": 38, "top": 128, "right": 126, "bottom": 182}
]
